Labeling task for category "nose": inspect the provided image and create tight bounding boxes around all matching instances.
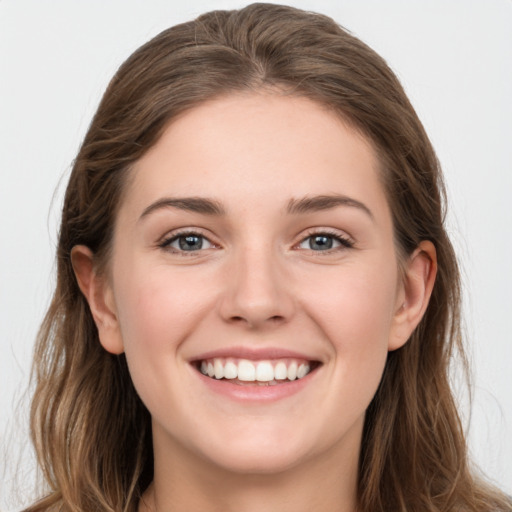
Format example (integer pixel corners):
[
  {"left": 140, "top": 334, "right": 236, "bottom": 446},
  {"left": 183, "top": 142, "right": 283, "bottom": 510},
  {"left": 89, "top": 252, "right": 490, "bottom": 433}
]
[{"left": 218, "top": 245, "right": 295, "bottom": 329}]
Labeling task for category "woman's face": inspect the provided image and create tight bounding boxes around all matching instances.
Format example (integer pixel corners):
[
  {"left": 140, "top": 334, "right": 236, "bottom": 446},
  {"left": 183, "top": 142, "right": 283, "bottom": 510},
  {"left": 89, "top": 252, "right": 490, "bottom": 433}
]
[{"left": 97, "top": 93, "right": 414, "bottom": 475}]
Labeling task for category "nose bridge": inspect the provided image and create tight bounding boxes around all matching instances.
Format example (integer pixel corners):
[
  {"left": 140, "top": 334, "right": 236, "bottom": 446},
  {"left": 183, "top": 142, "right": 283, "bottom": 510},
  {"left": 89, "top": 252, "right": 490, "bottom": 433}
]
[{"left": 219, "top": 239, "right": 293, "bottom": 327}]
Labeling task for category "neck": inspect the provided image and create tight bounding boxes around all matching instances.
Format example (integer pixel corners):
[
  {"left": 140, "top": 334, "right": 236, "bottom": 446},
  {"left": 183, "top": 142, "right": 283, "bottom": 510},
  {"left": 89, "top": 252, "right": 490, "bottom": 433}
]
[{"left": 139, "top": 424, "right": 361, "bottom": 512}]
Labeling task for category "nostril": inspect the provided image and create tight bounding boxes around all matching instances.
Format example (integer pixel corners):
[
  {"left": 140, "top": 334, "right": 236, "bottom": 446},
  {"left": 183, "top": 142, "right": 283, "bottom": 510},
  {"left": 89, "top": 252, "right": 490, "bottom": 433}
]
[{"left": 229, "top": 314, "right": 285, "bottom": 325}]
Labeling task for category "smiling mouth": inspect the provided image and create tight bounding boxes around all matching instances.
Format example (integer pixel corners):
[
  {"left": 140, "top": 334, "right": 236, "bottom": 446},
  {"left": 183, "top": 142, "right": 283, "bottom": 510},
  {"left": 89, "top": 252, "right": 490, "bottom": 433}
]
[{"left": 194, "top": 357, "right": 320, "bottom": 386}]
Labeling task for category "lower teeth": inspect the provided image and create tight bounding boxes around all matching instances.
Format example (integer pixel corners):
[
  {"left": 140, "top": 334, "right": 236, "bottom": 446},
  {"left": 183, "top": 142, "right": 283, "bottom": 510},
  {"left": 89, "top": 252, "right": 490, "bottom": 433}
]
[{"left": 226, "top": 378, "right": 284, "bottom": 386}]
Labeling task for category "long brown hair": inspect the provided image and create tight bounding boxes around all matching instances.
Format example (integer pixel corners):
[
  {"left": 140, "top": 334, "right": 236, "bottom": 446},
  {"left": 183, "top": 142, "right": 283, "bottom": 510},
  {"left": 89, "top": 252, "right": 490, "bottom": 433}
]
[{"left": 26, "top": 4, "right": 511, "bottom": 511}]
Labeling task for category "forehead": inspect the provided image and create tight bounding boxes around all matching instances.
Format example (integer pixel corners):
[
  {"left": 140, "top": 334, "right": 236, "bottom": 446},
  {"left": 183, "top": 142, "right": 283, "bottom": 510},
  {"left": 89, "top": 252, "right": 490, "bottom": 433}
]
[{"left": 121, "top": 93, "right": 389, "bottom": 222}]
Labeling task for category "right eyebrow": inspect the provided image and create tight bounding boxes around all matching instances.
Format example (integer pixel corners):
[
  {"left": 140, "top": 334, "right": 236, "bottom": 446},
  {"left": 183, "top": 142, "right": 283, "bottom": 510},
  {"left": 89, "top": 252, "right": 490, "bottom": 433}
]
[{"left": 139, "top": 197, "right": 226, "bottom": 221}]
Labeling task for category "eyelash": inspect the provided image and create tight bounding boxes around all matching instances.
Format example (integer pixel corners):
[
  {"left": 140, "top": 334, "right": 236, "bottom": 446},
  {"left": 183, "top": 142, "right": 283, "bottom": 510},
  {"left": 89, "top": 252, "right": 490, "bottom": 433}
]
[
  {"left": 296, "top": 229, "right": 354, "bottom": 253},
  {"left": 158, "top": 229, "right": 216, "bottom": 255},
  {"left": 158, "top": 228, "right": 354, "bottom": 255}
]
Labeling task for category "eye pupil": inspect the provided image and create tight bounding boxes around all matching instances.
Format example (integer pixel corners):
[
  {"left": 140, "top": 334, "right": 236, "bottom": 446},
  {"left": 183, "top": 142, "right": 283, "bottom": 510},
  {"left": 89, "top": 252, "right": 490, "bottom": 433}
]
[
  {"left": 310, "top": 235, "right": 333, "bottom": 250},
  {"left": 179, "top": 235, "right": 203, "bottom": 251}
]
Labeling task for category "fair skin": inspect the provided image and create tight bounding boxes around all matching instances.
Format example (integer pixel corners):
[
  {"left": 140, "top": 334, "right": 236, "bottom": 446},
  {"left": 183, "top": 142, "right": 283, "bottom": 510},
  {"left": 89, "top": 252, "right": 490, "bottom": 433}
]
[{"left": 72, "top": 93, "right": 436, "bottom": 512}]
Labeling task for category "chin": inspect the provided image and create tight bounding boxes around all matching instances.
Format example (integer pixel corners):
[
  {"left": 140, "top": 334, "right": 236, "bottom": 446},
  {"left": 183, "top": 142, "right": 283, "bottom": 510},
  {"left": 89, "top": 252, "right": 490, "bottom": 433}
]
[
  {"left": 203, "top": 421, "right": 337, "bottom": 477},
  {"left": 202, "top": 443, "right": 309, "bottom": 476}
]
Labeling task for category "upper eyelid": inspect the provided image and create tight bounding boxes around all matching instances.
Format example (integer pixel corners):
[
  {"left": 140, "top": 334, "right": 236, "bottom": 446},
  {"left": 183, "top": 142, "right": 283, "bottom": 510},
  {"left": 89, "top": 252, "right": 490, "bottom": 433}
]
[
  {"left": 158, "top": 228, "right": 217, "bottom": 249},
  {"left": 294, "top": 234, "right": 354, "bottom": 255},
  {"left": 156, "top": 226, "right": 354, "bottom": 248},
  {"left": 296, "top": 228, "right": 354, "bottom": 244}
]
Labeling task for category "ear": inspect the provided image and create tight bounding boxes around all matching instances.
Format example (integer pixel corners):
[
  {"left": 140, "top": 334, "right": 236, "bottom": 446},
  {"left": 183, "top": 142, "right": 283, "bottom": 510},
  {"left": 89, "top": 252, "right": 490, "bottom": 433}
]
[
  {"left": 388, "top": 240, "right": 437, "bottom": 351},
  {"left": 71, "top": 245, "right": 124, "bottom": 354}
]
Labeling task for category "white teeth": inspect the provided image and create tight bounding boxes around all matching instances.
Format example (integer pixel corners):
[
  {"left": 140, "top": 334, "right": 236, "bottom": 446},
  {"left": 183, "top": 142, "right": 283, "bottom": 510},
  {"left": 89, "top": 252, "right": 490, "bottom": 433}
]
[
  {"left": 287, "top": 362, "right": 298, "bottom": 380},
  {"left": 224, "top": 361, "right": 238, "bottom": 379},
  {"left": 199, "top": 357, "right": 314, "bottom": 383},
  {"left": 238, "top": 360, "right": 256, "bottom": 381},
  {"left": 255, "top": 361, "right": 274, "bottom": 381},
  {"left": 297, "top": 363, "right": 309, "bottom": 379},
  {"left": 214, "top": 359, "right": 224, "bottom": 379},
  {"left": 274, "top": 362, "right": 288, "bottom": 380}
]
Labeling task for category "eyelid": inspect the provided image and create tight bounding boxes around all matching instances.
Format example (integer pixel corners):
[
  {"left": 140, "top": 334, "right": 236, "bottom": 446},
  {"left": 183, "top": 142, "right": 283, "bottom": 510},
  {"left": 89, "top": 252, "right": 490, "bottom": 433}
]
[
  {"left": 294, "top": 228, "right": 354, "bottom": 251},
  {"left": 156, "top": 226, "right": 353, "bottom": 254},
  {"left": 158, "top": 228, "right": 219, "bottom": 253}
]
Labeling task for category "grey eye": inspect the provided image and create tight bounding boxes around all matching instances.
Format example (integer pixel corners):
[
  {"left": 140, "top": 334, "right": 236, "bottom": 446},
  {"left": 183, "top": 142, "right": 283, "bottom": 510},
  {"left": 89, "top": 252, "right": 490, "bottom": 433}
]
[
  {"left": 310, "top": 235, "right": 334, "bottom": 251},
  {"left": 298, "top": 234, "right": 347, "bottom": 251},
  {"left": 168, "top": 234, "right": 213, "bottom": 251}
]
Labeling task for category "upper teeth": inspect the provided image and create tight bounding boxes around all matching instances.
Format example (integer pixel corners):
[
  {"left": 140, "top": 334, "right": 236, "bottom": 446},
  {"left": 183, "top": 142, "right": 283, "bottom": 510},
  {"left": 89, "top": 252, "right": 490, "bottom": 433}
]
[{"left": 199, "top": 358, "right": 311, "bottom": 382}]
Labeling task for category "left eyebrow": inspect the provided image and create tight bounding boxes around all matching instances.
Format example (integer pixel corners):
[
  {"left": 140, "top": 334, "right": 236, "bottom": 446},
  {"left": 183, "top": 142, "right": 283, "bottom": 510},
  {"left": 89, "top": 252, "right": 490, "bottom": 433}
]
[{"left": 286, "top": 194, "right": 374, "bottom": 220}]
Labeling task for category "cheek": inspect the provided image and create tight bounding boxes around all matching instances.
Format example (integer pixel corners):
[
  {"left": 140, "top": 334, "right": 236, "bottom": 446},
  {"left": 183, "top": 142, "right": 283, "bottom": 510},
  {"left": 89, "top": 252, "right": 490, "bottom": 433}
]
[
  {"left": 297, "top": 258, "right": 398, "bottom": 399},
  {"left": 301, "top": 260, "right": 398, "bottom": 347},
  {"left": 113, "top": 266, "right": 215, "bottom": 353},
  {"left": 110, "top": 266, "right": 216, "bottom": 414}
]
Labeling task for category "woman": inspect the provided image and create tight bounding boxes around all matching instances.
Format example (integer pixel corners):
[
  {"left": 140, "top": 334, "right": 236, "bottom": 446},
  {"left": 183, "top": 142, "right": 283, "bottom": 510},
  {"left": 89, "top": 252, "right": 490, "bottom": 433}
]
[{"left": 24, "top": 3, "right": 511, "bottom": 512}]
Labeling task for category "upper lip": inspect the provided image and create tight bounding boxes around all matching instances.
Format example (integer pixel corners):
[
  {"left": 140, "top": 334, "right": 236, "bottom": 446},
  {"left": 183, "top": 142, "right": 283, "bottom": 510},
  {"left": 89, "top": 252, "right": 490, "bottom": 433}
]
[{"left": 190, "top": 346, "right": 320, "bottom": 363}]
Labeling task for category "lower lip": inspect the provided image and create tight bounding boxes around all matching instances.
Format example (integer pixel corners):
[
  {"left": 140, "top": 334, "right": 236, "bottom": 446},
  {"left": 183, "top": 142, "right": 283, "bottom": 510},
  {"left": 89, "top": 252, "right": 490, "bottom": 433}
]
[{"left": 193, "top": 367, "right": 318, "bottom": 402}]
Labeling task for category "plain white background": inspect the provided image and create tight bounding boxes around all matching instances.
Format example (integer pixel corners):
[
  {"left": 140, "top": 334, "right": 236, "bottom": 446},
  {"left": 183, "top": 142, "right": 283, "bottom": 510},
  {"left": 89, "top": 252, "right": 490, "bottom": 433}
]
[{"left": 1, "top": 1, "right": 511, "bottom": 509}]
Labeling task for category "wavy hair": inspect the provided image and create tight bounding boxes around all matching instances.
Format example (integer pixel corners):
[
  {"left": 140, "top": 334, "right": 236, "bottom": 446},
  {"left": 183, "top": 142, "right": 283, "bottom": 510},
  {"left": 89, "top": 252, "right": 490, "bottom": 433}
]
[{"left": 26, "top": 3, "right": 511, "bottom": 511}]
